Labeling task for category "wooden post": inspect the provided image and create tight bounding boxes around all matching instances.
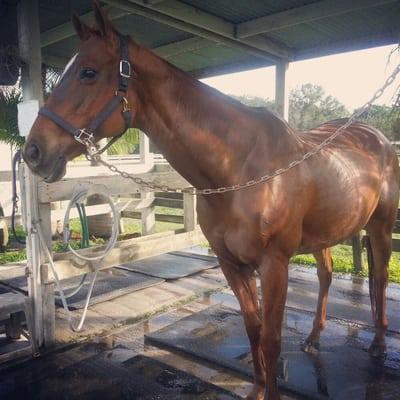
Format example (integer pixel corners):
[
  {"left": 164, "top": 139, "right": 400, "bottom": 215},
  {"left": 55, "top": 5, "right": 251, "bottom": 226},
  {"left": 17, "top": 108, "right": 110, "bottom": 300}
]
[
  {"left": 18, "top": 0, "right": 55, "bottom": 347},
  {"left": 139, "top": 131, "right": 151, "bottom": 164},
  {"left": 183, "top": 192, "right": 197, "bottom": 232},
  {"left": 275, "top": 60, "right": 289, "bottom": 120},
  {"left": 141, "top": 191, "right": 155, "bottom": 235},
  {"left": 351, "top": 232, "right": 364, "bottom": 274}
]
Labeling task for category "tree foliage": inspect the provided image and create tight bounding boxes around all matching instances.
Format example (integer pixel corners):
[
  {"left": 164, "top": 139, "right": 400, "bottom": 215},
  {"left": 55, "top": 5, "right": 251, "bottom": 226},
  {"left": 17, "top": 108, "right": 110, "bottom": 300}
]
[
  {"left": 358, "top": 104, "right": 400, "bottom": 140},
  {"left": 229, "top": 94, "right": 276, "bottom": 110},
  {"left": 0, "top": 88, "right": 24, "bottom": 148},
  {"left": 288, "top": 83, "right": 349, "bottom": 130},
  {"left": 107, "top": 128, "right": 140, "bottom": 155}
]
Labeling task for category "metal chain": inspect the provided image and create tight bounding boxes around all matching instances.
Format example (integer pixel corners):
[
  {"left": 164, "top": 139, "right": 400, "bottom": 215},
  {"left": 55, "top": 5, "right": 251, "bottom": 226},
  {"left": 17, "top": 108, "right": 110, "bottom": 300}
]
[{"left": 89, "top": 63, "right": 400, "bottom": 195}]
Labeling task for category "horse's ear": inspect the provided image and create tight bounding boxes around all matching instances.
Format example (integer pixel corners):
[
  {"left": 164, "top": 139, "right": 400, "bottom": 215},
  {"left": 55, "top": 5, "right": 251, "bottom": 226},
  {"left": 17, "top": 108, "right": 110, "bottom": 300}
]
[
  {"left": 92, "top": 0, "right": 114, "bottom": 39},
  {"left": 72, "top": 12, "right": 91, "bottom": 41}
]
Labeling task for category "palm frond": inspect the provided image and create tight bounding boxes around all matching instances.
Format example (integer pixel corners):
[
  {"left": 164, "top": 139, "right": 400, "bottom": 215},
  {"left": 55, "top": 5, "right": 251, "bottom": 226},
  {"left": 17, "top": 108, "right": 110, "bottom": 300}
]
[{"left": 0, "top": 88, "right": 24, "bottom": 148}]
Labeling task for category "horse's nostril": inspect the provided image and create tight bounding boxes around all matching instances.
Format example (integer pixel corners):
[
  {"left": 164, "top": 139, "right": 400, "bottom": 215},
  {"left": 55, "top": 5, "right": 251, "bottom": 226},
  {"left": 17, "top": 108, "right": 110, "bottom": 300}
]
[{"left": 25, "top": 143, "right": 42, "bottom": 166}]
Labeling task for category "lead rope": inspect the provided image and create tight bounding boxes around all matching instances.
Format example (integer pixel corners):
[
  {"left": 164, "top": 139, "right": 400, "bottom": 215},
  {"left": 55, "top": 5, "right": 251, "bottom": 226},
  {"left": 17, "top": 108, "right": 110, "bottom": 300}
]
[
  {"left": 35, "top": 185, "right": 119, "bottom": 332},
  {"left": 88, "top": 62, "right": 400, "bottom": 195}
]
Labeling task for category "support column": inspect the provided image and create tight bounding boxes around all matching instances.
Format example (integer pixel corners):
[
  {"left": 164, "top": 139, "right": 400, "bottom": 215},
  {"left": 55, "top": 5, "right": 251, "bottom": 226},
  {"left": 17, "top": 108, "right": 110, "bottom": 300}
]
[
  {"left": 275, "top": 61, "right": 289, "bottom": 120},
  {"left": 18, "top": 0, "right": 55, "bottom": 348}
]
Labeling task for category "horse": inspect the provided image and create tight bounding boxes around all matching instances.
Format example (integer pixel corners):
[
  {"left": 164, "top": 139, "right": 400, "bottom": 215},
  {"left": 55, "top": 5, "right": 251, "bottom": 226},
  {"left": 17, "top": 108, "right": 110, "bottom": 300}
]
[{"left": 23, "top": 3, "right": 399, "bottom": 399}]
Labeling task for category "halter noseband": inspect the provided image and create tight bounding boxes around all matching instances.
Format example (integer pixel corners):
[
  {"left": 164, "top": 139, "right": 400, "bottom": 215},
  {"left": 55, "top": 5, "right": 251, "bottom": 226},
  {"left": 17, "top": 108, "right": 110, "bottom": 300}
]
[{"left": 38, "top": 34, "right": 133, "bottom": 157}]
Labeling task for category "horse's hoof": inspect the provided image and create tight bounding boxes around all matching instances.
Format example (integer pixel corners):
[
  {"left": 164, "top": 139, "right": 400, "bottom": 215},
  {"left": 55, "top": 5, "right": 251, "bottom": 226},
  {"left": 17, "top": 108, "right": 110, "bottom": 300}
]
[
  {"left": 301, "top": 339, "right": 320, "bottom": 354},
  {"left": 368, "top": 342, "right": 387, "bottom": 360}
]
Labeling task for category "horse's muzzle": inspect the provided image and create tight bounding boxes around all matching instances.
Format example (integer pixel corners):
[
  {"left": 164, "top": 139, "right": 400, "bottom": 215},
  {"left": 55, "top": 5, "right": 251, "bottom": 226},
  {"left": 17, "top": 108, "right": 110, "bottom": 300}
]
[{"left": 23, "top": 141, "right": 67, "bottom": 183}]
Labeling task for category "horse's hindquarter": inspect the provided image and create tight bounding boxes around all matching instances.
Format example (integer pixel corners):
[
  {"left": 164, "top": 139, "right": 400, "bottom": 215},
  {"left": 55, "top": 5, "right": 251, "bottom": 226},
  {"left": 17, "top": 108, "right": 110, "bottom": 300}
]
[
  {"left": 298, "top": 121, "right": 396, "bottom": 253},
  {"left": 197, "top": 120, "right": 398, "bottom": 264}
]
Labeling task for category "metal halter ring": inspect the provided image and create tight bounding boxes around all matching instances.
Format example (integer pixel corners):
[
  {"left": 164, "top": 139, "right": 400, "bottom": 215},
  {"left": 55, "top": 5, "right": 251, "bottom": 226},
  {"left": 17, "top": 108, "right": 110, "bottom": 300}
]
[
  {"left": 120, "top": 60, "right": 131, "bottom": 78},
  {"left": 74, "top": 128, "right": 94, "bottom": 146},
  {"left": 122, "top": 96, "right": 130, "bottom": 112}
]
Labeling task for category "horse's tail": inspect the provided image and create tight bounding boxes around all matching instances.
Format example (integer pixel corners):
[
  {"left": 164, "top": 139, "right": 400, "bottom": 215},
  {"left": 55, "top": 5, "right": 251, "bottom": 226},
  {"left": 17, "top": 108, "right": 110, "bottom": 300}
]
[{"left": 365, "top": 236, "right": 376, "bottom": 322}]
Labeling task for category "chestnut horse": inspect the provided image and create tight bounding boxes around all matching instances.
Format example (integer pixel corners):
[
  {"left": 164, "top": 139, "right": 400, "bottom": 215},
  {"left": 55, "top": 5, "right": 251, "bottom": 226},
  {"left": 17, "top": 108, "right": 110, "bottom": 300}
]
[{"left": 23, "top": 4, "right": 399, "bottom": 399}]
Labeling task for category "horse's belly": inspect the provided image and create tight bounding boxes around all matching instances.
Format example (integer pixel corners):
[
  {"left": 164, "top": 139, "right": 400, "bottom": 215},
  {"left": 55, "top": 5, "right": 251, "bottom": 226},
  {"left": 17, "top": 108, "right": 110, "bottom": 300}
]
[{"left": 299, "top": 189, "right": 380, "bottom": 253}]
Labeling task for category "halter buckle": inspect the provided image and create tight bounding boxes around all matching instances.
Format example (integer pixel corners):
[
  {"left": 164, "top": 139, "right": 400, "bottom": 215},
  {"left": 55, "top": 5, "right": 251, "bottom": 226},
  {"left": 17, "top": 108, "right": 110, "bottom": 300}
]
[
  {"left": 119, "top": 60, "right": 131, "bottom": 78},
  {"left": 75, "top": 128, "right": 95, "bottom": 147}
]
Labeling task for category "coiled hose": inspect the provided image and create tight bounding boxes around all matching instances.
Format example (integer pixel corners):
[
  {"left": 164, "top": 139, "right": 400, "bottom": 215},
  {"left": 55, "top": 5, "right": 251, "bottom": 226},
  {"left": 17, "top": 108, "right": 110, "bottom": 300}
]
[{"left": 37, "top": 184, "right": 119, "bottom": 332}]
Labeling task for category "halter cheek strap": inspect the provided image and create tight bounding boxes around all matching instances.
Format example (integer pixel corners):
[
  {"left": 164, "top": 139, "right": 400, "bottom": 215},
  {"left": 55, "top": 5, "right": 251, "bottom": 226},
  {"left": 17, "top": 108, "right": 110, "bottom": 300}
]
[{"left": 38, "top": 34, "right": 133, "bottom": 156}]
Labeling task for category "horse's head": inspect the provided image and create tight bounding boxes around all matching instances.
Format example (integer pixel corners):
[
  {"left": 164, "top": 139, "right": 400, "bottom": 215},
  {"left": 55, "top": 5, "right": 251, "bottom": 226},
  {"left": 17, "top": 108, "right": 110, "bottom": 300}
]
[{"left": 23, "top": 1, "right": 136, "bottom": 182}]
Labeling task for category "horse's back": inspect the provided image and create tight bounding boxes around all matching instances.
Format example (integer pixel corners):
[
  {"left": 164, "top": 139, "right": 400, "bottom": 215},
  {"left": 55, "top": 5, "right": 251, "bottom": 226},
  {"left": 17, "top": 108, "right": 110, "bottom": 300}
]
[{"left": 300, "top": 119, "right": 395, "bottom": 162}]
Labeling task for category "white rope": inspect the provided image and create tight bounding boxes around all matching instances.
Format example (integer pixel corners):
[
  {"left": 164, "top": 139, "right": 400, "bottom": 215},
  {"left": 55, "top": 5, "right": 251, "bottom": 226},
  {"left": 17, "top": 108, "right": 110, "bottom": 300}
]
[{"left": 36, "top": 184, "right": 119, "bottom": 332}]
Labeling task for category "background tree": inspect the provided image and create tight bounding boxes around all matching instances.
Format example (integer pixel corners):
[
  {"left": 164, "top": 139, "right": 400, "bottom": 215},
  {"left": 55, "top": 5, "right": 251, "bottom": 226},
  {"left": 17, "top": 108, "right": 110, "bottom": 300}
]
[
  {"left": 230, "top": 94, "right": 276, "bottom": 110},
  {"left": 289, "top": 83, "right": 349, "bottom": 130},
  {"left": 357, "top": 104, "right": 400, "bottom": 140},
  {"left": 0, "top": 88, "right": 23, "bottom": 148}
]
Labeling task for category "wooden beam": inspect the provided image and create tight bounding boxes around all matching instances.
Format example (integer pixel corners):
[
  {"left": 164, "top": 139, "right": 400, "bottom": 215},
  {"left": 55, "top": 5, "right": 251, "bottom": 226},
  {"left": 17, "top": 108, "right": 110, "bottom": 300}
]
[
  {"left": 140, "top": 191, "right": 155, "bottom": 235},
  {"left": 40, "top": 5, "right": 130, "bottom": 48},
  {"left": 50, "top": 228, "right": 205, "bottom": 280},
  {"left": 38, "top": 170, "right": 190, "bottom": 203},
  {"left": 121, "top": 210, "right": 183, "bottom": 224},
  {"left": 127, "top": 0, "right": 291, "bottom": 59},
  {"left": 237, "top": 0, "right": 397, "bottom": 38},
  {"left": 154, "top": 37, "right": 213, "bottom": 59},
  {"left": 104, "top": 0, "right": 289, "bottom": 62},
  {"left": 183, "top": 192, "right": 196, "bottom": 232},
  {"left": 18, "top": 0, "right": 44, "bottom": 348}
]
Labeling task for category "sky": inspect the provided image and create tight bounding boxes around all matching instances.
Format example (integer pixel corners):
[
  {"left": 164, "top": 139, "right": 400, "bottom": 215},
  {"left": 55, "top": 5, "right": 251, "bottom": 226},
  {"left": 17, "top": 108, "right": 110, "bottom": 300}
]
[{"left": 202, "top": 44, "right": 400, "bottom": 112}]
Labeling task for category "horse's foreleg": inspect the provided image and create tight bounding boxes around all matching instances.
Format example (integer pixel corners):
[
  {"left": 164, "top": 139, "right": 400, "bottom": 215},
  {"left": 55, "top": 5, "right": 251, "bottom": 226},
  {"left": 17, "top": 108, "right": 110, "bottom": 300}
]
[
  {"left": 219, "top": 262, "right": 265, "bottom": 400},
  {"left": 302, "top": 248, "right": 333, "bottom": 353},
  {"left": 259, "top": 250, "right": 289, "bottom": 400}
]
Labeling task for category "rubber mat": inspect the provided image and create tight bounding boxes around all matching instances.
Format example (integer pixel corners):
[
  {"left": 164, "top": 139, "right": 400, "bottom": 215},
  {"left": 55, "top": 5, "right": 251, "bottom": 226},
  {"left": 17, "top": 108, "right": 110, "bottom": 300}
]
[
  {"left": 54, "top": 269, "right": 164, "bottom": 310},
  {"left": 0, "top": 283, "right": 12, "bottom": 295},
  {"left": 116, "top": 252, "right": 218, "bottom": 280},
  {"left": 146, "top": 303, "right": 400, "bottom": 400},
  {"left": 0, "top": 268, "right": 163, "bottom": 310},
  {"left": 0, "top": 275, "right": 28, "bottom": 293},
  {"left": 0, "top": 350, "right": 240, "bottom": 399}
]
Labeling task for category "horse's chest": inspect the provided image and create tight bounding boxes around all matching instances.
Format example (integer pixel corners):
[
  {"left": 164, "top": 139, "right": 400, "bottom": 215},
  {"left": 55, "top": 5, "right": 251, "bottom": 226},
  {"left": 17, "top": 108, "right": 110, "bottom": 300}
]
[{"left": 198, "top": 204, "right": 268, "bottom": 264}]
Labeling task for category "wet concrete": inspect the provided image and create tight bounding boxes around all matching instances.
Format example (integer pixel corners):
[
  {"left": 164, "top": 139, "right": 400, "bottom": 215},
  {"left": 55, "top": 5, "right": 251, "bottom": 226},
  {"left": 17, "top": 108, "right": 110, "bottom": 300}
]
[
  {"left": 1, "top": 263, "right": 400, "bottom": 399},
  {"left": 0, "top": 343, "right": 240, "bottom": 400}
]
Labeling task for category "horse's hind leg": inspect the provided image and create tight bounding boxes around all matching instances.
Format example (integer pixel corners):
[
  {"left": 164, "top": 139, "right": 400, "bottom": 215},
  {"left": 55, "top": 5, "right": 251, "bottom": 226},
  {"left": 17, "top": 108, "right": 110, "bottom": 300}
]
[
  {"left": 366, "top": 217, "right": 395, "bottom": 358},
  {"left": 302, "top": 248, "right": 333, "bottom": 353},
  {"left": 366, "top": 166, "right": 399, "bottom": 358}
]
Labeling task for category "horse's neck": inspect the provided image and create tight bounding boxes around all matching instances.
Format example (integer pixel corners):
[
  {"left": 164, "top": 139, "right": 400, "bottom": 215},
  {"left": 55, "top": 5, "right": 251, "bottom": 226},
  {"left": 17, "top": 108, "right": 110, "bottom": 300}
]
[{"left": 132, "top": 45, "right": 299, "bottom": 189}]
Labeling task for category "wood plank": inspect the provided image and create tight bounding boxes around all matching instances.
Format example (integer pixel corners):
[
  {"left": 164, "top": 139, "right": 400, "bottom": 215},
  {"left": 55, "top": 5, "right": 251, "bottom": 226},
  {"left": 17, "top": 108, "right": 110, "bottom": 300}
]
[
  {"left": 103, "top": 0, "right": 288, "bottom": 62},
  {"left": 121, "top": 210, "right": 183, "bottom": 224},
  {"left": 141, "top": 192, "right": 155, "bottom": 235},
  {"left": 50, "top": 228, "right": 205, "bottom": 281},
  {"left": 155, "top": 192, "right": 183, "bottom": 200},
  {"left": 183, "top": 192, "right": 197, "bottom": 232},
  {"left": 38, "top": 171, "right": 190, "bottom": 203},
  {"left": 154, "top": 198, "right": 183, "bottom": 209}
]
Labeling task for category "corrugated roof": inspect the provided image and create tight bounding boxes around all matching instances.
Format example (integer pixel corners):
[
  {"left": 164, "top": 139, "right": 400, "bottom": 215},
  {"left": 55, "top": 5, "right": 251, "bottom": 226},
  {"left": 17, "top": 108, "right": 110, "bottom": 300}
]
[{"left": 1, "top": 0, "right": 399, "bottom": 77}]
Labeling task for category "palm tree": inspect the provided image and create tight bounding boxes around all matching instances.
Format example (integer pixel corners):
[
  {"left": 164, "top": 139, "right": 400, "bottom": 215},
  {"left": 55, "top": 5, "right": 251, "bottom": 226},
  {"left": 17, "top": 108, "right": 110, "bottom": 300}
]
[{"left": 0, "top": 88, "right": 24, "bottom": 148}]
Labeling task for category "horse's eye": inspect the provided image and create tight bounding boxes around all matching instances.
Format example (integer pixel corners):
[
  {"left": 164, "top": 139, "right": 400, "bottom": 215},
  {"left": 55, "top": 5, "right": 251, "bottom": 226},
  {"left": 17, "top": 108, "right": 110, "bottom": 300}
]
[{"left": 80, "top": 68, "right": 97, "bottom": 80}]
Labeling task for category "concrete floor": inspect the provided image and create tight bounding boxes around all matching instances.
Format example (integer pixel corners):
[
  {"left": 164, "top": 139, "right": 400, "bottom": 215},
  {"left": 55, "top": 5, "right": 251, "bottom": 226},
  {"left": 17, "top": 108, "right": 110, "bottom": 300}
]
[{"left": 1, "top": 262, "right": 400, "bottom": 399}]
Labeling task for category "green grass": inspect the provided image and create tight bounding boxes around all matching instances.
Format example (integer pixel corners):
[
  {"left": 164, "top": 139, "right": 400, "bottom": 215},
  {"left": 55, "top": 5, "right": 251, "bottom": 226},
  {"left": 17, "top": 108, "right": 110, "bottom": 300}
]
[{"left": 291, "top": 244, "right": 400, "bottom": 284}]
